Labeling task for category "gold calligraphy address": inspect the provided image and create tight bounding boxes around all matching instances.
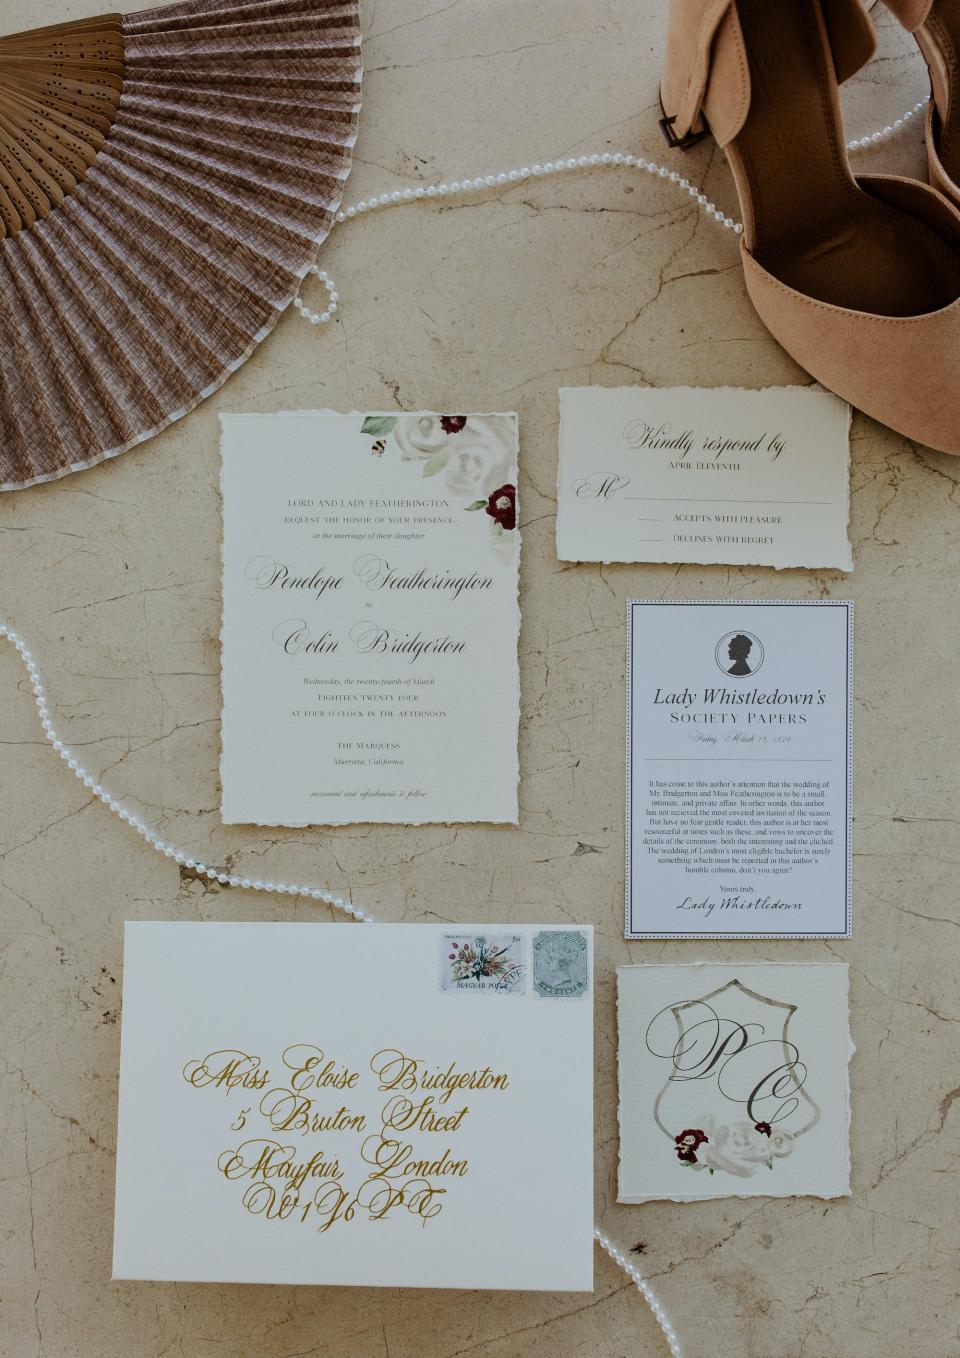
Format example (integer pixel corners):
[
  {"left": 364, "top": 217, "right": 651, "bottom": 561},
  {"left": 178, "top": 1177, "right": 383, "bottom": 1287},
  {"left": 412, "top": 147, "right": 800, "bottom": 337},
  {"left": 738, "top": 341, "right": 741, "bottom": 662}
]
[{"left": 181, "top": 1044, "right": 511, "bottom": 1233}]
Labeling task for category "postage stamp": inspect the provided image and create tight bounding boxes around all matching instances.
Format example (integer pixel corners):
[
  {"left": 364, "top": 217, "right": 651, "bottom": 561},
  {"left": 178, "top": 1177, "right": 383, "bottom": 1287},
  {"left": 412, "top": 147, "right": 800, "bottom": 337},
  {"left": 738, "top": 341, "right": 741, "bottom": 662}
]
[
  {"left": 440, "top": 934, "right": 527, "bottom": 994},
  {"left": 532, "top": 930, "right": 590, "bottom": 998}
]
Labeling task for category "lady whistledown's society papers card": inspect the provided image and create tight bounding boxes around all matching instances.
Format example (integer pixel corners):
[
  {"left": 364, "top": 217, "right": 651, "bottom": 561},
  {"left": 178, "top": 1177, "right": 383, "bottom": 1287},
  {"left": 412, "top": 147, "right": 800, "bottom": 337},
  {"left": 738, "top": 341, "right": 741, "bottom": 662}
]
[
  {"left": 220, "top": 412, "right": 520, "bottom": 826},
  {"left": 617, "top": 963, "right": 852, "bottom": 1202},
  {"left": 112, "top": 923, "right": 594, "bottom": 1290},
  {"left": 626, "top": 600, "right": 852, "bottom": 939}
]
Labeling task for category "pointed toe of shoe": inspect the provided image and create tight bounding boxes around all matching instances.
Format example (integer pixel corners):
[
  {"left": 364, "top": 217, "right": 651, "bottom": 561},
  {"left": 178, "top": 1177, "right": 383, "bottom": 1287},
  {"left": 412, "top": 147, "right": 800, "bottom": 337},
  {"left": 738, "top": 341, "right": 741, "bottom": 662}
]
[
  {"left": 742, "top": 242, "right": 960, "bottom": 454},
  {"left": 740, "top": 174, "right": 960, "bottom": 454}
]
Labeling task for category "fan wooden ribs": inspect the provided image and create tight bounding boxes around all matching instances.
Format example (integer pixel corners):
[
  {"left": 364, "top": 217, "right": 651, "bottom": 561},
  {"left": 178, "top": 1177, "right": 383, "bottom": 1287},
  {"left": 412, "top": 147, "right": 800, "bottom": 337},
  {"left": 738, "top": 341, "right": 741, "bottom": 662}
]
[{"left": 0, "top": 16, "right": 124, "bottom": 238}]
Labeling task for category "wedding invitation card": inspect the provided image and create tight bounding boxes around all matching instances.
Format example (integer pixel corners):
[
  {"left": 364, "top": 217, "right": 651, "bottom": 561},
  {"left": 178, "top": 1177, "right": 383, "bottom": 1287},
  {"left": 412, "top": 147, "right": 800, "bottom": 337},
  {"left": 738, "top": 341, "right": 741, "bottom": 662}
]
[
  {"left": 220, "top": 412, "right": 520, "bottom": 825},
  {"left": 617, "top": 963, "right": 851, "bottom": 1202},
  {"left": 557, "top": 387, "right": 851, "bottom": 569},
  {"left": 626, "top": 600, "right": 852, "bottom": 938},
  {"left": 113, "top": 922, "right": 593, "bottom": 1289}
]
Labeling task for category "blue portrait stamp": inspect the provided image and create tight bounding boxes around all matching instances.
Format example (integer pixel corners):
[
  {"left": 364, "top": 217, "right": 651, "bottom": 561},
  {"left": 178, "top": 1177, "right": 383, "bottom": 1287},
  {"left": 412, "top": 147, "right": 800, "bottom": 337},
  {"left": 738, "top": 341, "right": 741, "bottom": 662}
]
[{"left": 532, "top": 930, "right": 589, "bottom": 998}]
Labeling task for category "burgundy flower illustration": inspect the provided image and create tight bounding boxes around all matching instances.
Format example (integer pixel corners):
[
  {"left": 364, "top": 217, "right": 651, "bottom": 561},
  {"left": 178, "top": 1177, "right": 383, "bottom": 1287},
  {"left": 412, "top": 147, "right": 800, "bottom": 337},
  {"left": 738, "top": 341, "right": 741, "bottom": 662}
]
[
  {"left": 674, "top": 1128, "right": 708, "bottom": 1164},
  {"left": 485, "top": 483, "right": 516, "bottom": 531},
  {"left": 440, "top": 415, "right": 468, "bottom": 434},
  {"left": 754, "top": 1121, "right": 772, "bottom": 1137}
]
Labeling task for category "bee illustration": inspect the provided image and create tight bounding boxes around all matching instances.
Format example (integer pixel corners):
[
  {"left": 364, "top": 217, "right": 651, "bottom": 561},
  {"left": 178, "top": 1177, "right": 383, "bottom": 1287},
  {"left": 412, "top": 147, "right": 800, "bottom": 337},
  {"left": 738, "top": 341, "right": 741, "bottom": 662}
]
[{"left": 371, "top": 438, "right": 386, "bottom": 457}]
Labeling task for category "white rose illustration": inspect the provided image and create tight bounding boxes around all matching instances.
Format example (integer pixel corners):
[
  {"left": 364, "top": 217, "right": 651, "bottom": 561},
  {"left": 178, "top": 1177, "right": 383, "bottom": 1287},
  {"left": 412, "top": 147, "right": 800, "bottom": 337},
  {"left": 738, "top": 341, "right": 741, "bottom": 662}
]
[
  {"left": 697, "top": 1119, "right": 767, "bottom": 1178},
  {"left": 443, "top": 416, "right": 514, "bottom": 499},
  {"left": 693, "top": 1117, "right": 796, "bottom": 1177},
  {"left": 393, "top": 414, "right": 449, "bottom": 460}
]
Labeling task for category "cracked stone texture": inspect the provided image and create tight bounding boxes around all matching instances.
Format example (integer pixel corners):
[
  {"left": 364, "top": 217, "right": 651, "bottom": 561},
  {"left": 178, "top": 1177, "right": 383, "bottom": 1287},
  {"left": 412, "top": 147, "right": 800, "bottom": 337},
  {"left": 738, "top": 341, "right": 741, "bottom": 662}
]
[{"left": 0, "top": 1, "right": 957, "bottom": 1356}]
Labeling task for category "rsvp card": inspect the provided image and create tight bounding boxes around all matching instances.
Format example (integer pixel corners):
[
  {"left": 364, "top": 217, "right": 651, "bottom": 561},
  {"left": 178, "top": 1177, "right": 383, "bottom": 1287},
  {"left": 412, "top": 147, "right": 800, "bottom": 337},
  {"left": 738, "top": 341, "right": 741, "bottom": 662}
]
[
  {"left": 618, "top": 963, "right": 851, "bottom": 1202},
  {"left": 220, "top": 412, "right": 520, "bottom": 825},
  {"left": 626, "top": 600, "right": 852, "bottom": 938},
  {"left": 113, "top": 922, "right": 593, "bottom": 1290},
  {"left": 557, "top": 386, "right": 851, "bottom": 570}
]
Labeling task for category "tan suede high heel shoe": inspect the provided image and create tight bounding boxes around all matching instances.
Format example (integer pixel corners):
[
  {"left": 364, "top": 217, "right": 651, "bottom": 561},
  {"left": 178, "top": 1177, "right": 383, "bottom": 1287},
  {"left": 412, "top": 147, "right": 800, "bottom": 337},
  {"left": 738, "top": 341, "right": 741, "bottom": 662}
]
[
  {"left": 885, "top": 0, "right": 960, "bottom": 203},
  {"left": 660, "top": 0, "right": 960, "bottom": 454}
]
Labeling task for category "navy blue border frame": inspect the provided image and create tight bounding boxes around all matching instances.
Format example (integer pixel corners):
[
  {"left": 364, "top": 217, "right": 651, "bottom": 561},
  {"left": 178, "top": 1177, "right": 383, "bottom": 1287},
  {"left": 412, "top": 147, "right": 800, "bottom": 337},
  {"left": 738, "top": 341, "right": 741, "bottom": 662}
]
[{"left": 625, "top": 599, "right": 853, "bottom": 940}]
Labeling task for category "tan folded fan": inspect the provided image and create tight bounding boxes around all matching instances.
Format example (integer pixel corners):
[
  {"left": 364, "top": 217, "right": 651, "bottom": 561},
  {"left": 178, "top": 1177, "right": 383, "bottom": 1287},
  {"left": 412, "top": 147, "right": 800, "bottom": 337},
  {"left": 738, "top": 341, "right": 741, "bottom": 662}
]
[{"left": 0, "top": 0, "right": 362, "bottom": 490}]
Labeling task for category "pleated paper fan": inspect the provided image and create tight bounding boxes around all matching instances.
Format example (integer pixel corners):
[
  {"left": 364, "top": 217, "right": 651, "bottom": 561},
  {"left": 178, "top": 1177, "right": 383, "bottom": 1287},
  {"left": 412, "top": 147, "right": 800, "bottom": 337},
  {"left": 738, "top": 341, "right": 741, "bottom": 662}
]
[{"left": 0, "top": 0, "right": 362, "bottom": 491}]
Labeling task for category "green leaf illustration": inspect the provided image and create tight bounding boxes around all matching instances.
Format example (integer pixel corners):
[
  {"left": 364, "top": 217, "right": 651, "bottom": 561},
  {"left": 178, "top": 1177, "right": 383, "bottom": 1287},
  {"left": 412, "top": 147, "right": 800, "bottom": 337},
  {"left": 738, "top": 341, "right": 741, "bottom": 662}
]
[
  {"left": 421, "top": 451, "right": 450, "bottom": 477},
  {"left": 465, "top": 500, "right": 486, "bottom": 512},
  {"left": 766, "top": 1159, "right": 774, "bottom": 1170},
  {"left": 361, "top": 416, "right": 397, "bottom": 436}
]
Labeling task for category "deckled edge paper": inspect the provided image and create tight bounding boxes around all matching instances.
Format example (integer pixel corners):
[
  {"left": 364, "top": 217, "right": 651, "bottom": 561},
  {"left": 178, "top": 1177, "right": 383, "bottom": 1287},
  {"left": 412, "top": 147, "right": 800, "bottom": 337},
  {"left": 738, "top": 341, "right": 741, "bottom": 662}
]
[
  {"left": 556, "top": 386, "right": 852, "bottom": 571},
  {"left": 616, "top": 962, "right": 853, "bottom": 1203},
  {"left": 218, "top": 411, "right": 521, "bottom": 827}
]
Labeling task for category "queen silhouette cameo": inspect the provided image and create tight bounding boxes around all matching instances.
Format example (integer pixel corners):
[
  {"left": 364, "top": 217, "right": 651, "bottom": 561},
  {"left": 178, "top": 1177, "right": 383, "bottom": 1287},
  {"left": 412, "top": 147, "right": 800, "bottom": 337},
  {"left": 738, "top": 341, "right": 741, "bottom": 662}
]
[
  {"left": 727, "top": 634, "right": 753, "bottom": 675},
  {"left": 715, "top": 630, "right": 764, "bottom": 677}
]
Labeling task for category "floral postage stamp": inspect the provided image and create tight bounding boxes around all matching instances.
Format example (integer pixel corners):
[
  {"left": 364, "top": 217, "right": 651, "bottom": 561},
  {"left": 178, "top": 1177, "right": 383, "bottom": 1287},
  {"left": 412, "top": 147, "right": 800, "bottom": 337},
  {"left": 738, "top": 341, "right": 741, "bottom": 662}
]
[
  {"left": 532, "top": 930, "right": 590, "bottom": 999},
  {"left": 440, "top": 934, "right": 527, "bottom": 994}
]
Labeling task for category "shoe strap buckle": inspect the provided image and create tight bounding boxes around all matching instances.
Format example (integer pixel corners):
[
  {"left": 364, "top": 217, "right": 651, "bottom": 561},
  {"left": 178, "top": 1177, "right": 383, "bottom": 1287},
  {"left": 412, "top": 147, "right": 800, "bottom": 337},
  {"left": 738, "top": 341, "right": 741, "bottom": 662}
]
[{"left": 658, "top": 111, "right": 710, "bottom": 151}]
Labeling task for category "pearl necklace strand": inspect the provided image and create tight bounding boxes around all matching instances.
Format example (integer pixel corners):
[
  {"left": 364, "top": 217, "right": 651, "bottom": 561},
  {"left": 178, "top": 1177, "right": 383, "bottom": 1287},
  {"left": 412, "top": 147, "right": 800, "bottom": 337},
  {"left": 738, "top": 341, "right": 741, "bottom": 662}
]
[
  {"left": 294, "top": 97, "right": 930, "bottom": 324},
  {"left": 0, "top": 98, "right": 927, "bottom": 1358}
]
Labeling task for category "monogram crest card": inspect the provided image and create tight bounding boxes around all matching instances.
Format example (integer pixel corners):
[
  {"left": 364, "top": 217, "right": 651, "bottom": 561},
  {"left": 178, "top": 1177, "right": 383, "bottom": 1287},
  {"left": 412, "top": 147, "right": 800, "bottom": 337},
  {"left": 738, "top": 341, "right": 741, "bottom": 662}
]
[
  {"left": 112, "top": 922, "right": 593, "bottom": 1289},
  {"left": 220, "top": 412, "right": 520, "bottom": 826},
  {"left": 557, "top": 386, "right": 851, "bottom": 570},
  {"left": 626, "top": 599, "right": 853, "bottom": 939},
  {"left": 617, "top": 963, "right": 851, "bottom": 1202}
]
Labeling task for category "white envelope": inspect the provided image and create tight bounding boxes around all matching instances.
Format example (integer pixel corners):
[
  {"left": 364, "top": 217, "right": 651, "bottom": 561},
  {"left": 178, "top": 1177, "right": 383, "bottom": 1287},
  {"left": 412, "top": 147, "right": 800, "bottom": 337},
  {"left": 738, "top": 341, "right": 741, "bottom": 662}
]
[{"left": 112, "top": 922, "right": 594, "bottom": 1290}]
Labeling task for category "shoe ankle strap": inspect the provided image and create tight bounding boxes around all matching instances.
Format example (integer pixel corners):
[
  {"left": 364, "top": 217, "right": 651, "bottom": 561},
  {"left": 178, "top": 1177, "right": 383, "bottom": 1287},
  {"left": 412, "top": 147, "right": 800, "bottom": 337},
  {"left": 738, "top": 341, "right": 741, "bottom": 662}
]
[
  {"left": 660, "top": 0, "right": 878, "bottom": 148},
  {"left": 882, "top": 0, "right": 932, "bottom": 31},
  {"left": 661, "top": 0, "right": 748, "bottom": 147}
]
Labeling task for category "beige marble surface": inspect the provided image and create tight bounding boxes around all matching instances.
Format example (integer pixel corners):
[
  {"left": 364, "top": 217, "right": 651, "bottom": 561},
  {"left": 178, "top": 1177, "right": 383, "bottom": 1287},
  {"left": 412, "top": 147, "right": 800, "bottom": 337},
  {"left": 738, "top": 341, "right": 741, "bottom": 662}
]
[{"left": 0, "top": 1, "right": 957, "bottom": 1355}]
